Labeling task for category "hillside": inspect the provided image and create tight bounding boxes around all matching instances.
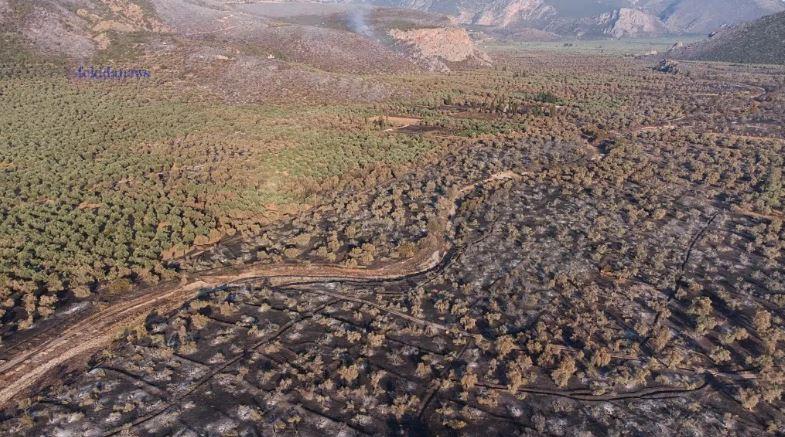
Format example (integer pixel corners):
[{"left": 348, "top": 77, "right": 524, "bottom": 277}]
[
  {"left": 646, "top": 0, "right": 785, "bottom": 34},
  {"left": 671, "top": 11, "right": 785, "bottom": 64},
  {"left": 2, "top": 1, "right": 489, "bottom": 73},
  {"left": 1, "top": 0, "right": 168, "bottom": 57}
]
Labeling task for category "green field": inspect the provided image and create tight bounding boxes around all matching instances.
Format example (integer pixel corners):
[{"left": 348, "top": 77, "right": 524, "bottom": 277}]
[{"left": 484, "top": 36, "right": 707, "bottom": 55}]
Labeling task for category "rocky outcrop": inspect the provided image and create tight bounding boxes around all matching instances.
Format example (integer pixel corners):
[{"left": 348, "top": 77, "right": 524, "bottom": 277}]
[
  {"left": 601, "top": 8, "right": 667, "bottom": 38},
  {"left": 389, "top": 27, "right": 492, "bottom": 71},
  {"left": 472, "top": 0, "right": 556, "bottom": 28}
]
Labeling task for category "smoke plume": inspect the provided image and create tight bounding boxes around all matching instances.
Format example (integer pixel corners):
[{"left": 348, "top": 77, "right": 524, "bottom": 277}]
[{"left": 348, "top": 7, "right": 373, "bottom": 37}]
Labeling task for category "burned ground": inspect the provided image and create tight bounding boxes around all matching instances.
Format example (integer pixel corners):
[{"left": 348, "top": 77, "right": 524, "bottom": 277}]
[{"left": 2, "top": 54, "right": 784, "bottom": 435}]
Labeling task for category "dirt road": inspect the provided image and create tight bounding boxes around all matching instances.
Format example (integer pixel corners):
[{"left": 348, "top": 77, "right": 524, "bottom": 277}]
[{"left": 0, "top": 172, "right": 522, "bottom": 408}]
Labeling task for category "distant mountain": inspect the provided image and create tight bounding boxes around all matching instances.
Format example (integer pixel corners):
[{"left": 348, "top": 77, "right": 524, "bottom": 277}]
[
  {"left": 550, "top": 7, "right": 669, "bottom": 38},
  {"left": 669, "top": 11, "right": 785, "bottom": 64},
  {"left": 363, "top": 0, "right": 785, "bottom": 37}
]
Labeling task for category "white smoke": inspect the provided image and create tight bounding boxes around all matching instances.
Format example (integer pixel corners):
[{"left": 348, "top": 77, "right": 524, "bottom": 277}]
[{"left": 348, "top": 7, "right": 373, "bottom": 37}]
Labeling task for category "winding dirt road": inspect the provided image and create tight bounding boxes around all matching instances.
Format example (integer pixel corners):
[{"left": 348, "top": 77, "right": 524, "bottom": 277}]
[{"left": 0, "top": 172, "right": 523, "bottom": 408}]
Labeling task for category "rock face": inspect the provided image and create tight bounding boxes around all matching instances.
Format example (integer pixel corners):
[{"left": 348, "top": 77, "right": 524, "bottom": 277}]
[
  {"left": 389, "top": 27, "right": 492, "bottom": 71},
  {"left": 602, "top": 8, "right": 668, "bottom": 38},
  {"left": 472, "top": 0, "right": 556, "bottom": 27}
]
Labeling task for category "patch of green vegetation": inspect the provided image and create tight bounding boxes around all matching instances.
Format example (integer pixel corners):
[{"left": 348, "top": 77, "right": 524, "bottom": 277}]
[
  {"left": 486, "top": 36, "right": 706, "bottom": 56},
  {"left": 276, "top": 14, "right": 351, "bottom": 32},
  {"left": 0, "top": 58, "right": 448, "bottom": 328},
  {"left": 534, "top": 91, "right": 560, "bottom": 104},
  {"left": 236, "top": 41, "right": 289, "bottom": 62},
  {"left": 262, "top": 132, "right": 435, "bottom": 179},
  {"left": 0, "top": 32, "right": 40, "bottom": 67},
  {"left": 134, "top": 0, "right": 160, "bottom": 21},
  {"left": 93, "top": 31, "right": 157, "bottom": 63},
  {"left": 377, "top": 19, "right": 426, "bottom": 32},
  {"left": 455, "top": 118, "right": 527, "bottom": 137}
]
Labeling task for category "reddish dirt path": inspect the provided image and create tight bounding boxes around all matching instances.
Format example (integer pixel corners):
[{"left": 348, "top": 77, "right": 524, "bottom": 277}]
[{"left": 0, "top": 172, "right": 522, "bottom": 408}]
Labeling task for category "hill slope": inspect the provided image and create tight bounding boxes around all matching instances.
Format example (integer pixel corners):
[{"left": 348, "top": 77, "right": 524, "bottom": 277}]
[
  {"left": 2, "top": 0, "right": 491, "bottom": 76},
  {"left": 647, "top": 0, "right": 785, "bottom": 34},
  {"left": 671, "top": 11, "right": 785, "bottom": 64},
  {"left": 1, "top": 0, "right": 168, "bottom": 57}
]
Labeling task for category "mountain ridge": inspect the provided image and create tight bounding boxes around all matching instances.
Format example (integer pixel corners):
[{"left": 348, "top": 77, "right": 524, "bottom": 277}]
[{"left": 362, "top": 0, "right": 785, "bottom": 37}]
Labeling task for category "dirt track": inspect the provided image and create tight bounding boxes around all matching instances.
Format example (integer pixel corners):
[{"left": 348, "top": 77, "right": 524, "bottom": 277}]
[{"left": 0, "top": 172, "right": 522, "bottom": 408}]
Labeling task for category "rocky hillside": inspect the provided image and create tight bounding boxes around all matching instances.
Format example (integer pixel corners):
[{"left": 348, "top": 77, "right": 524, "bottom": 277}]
[
  {"left": 2, "top": 0, "right": 169, "bottom": 57},
  {"left": 389, "top": 27, "right": 491, "bottom": 71},
  {"left": 367, "top": 0, "right": 785, "bottom": 37},
  {"left": 4, "top": 0, "right": 490, "bottom": 75},
  {"left": 552, "top": 7, "right": 669, "bottom": 38},
  {"left": 647, "top": 0, "right": 785, "bottom": 34},
  {"left": 605, "top": 8, "right": 668, "bottom": 37},
  {"left": 669, "top": 11, "right": 785, "bottom": 64}
]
